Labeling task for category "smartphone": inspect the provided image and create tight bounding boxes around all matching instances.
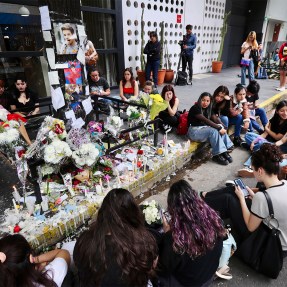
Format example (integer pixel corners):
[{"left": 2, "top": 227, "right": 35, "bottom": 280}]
[
  {"left": 163, "top": 211, "right": 171, "bottom": 223},
  {"left": 234, "top": 178, "right": 249, "bottom": 197}
]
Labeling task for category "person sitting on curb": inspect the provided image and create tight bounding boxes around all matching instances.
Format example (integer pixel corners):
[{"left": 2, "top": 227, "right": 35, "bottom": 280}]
[
  {"left": 237, "top": 100, "right": 287, "bottom": 177},
  {"left": 201, "top": 144, "right": 287, "bottom": 265},
  {"left": 187, "top": 92, "right": 234, "bottom": 165},
  {"left": 119, "top": 67, "right": 139, "bottom": 101},
  {"left": 246, "top": 80, "right": 268, "bottom": 134},
  {"left": 158, "top": 85, "right": 179, "bottom": 133},
  {"left": 0, "top": 234, "right": 70, "bottom": 287},
  {"left": 142, "top": 80, "right": 159, "bottom": 95},
  {"left": 212, "top": 85, "right": 248, "bottom": 148}
]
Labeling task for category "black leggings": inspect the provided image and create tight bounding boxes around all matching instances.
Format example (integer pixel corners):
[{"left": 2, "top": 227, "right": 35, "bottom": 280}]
[
  {"left": 158, "top": 111, "right": 179, "bottom": 127},
  {"left": 203, "top": 186, "right": 252, "bottom": 245}
]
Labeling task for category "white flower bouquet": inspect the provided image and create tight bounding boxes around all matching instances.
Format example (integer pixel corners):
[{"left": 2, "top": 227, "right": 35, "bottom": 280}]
[
  {"left": 44, "top": 140, "right": 72, "bottom": 165},
  {"left": 141, "top": 200, "right": 162, "bottom": 226},
  {"left": 126, "top": 106, "right": 141, "bottom": 120},
  {"left": 72, "top": 143, "right": 99, "bottom": 168},
  {"left": 105, "top": 115, "right": 123, "bottom": 137}
]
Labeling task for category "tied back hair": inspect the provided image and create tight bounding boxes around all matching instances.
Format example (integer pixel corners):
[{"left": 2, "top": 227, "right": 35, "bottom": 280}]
[
  {"left": 74, "top": 188, "right": 157, "bottom": 287},
  {"left": 251, "top": 143, "right": 283, "bottom": 175},
  {"left": 0, "top": 234, "right": 55, "bottom": 287},
  {"left": 197, "top": 92, "right": 213, "bottom": 119},
  {"left": 167, "top": 180, "right": 225, "bottom": 258}
]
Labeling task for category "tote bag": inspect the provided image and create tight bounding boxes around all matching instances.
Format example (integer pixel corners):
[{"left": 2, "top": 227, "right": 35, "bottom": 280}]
[{"left": 236, "top": 191, "right": 283, "bottom": 279}]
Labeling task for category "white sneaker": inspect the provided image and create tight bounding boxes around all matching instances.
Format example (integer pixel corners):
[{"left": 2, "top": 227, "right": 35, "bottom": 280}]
[
  {"left": 275, "top": 87, "right": 286, "bottom": 92},
  {"left": 238, "top": 166, "right": 254, "bottom": 178}
]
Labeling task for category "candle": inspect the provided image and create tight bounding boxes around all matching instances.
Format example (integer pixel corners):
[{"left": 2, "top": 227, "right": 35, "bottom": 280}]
[
  {"left": 143, "top": 157, "right": 147, "bottom": 175},
  {"left": 12, "top": 199, "right": 19, "bottom": 213},
  {"left": 12, "top": 186, "right": 21, "bottom": 202},
  {"left": 99, "top": 178, "right": 103, "bottom": 191}
]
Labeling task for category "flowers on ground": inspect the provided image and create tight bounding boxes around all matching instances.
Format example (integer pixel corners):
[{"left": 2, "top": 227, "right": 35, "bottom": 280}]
[
  {"left": 72, "top": 143, "right": 99, "bottom": 168},
  {"left": 141, "top": 200, "right": 161, "bottom": 225},
  {"left": 44, "top": 140, "right": 72, "bottom": 164}
]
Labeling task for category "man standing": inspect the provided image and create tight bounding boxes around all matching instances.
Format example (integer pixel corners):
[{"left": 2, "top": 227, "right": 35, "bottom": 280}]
[{"left": 182, "top": 25, "right": 197, "bottom": 85}]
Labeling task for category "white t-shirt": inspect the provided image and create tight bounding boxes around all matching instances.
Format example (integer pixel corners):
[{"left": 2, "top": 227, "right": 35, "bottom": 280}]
[
  {"left": 36, "top": 257, "right": 68, "bottom": 287},
  {"left": 251, "top": 180, "right": 287, "bottom": 250},
  {"left": 241, "top": 42, "right": 251, "bottom": 59}
]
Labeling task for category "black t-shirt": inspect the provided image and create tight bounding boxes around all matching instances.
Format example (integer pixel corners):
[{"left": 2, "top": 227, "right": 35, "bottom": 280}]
[
  {"left": 188, "top": 104, "right": 216, "bottom": 127},
  {"left": 267, "top": 117, "right": 287, "bottom": 142},
  {"left": 89, "top": 77, "right": 110, "bottom": 94},
  {"left": 158, "top": 231, "right": 223, "bottom": 287},
  {"left": 11, "top": 90, "right": 38, "bottom": 115}
]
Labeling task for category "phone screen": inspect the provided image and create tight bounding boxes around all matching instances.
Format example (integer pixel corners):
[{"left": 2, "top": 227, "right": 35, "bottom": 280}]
[{"left": 234, "top": 178, "right": 249, "bottom": 197}]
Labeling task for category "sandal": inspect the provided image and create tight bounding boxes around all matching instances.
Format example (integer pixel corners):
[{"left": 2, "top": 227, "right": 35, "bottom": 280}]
[{"left": 215, "top": 265, "right": 232, "bottom": 280}]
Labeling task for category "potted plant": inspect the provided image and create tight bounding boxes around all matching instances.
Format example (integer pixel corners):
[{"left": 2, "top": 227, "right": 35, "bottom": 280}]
[
  {"left": 164, "top": 42, "right": 174, "bottom": 83},
  {"left": 137, "top": 7, "right": 146, "bottom": 88},
  {"left": 157, "top": 21, "right": 166, "bottom": 86},
  {"left": 212, "top": 11, "right": 231, "bottom": 73}
]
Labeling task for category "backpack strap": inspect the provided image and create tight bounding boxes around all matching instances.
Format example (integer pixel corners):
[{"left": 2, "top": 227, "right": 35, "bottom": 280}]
[{"left": 262, "top": 190, "right": 274, "bottom": 218}]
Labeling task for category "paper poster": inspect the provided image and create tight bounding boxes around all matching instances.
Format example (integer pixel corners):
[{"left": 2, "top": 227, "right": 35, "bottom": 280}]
[
  {"left": 77, "top": 25, "right": 87, "bottom": 37},
  {"left": 65, "top": 110, "right": 76, "bottom": 123},
  {"left": 39, "top": 6, "right": 51, "bottom": 31},
  {"left": 46, "top": 48, "right": 55, "bottom": 69},
  {"left": 65, "top": 84, "right": 83, "bottom": 102},
  {"left": 43, "top": 31, "right": 52, "bottom": 41},
  {"left": 48, "top": 71, "right": 59, "bottom": 85},
  {"left": 77, "top": 46, "right": 86, "bottom": 65},
  {"left": 53, "top": 22, "right": 79, "bottom": 55},
  {"left": 51, "top": 86, "right": 65, "bottom": 111},
  {"left": 64, "top": 61, "right": 82, "bottom": 84},
  {"left": 82, "top": 97, "right": 93, "bottom": 114},
  {"left": 72, "top": 117, "right": 85, "bottom": 129}
]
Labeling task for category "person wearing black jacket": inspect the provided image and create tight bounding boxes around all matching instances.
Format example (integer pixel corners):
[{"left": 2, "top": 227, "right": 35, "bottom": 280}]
[{"left": 144, "top": 31, "right": 161, "bottom": 87}]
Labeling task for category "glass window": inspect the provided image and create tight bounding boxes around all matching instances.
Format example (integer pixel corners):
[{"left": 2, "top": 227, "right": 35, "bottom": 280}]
[
  {"left": 96, "top": 53, "right": 118, "bottom": 87},
  {"left": 81, "top": 0, "right": 115, "bottom": 9},
  {"left": 83, "top": 12, "right": 116, "bottom": 49},
  {"left": 0, "top": 13, "right": 43, "bottom": 52},
  {"left": 0, "top": 56, "right": 48, "bottom": 98}
]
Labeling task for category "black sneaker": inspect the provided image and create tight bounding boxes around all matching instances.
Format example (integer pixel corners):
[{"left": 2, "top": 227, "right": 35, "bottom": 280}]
[
  {"left": 240, "top": 141, "right": 250, "bottom": 150},
  {"left": 233, "top": 136, "right": 244, "bottom": 147},
  {"left": 212, "top": 154, "right": 229, "bottom": 165},
  {"left": 162, "top": 124, "right": 172, "bottom": 133},
  {"left": 222, "top": 152, "right": 233, "bottom": 163}
]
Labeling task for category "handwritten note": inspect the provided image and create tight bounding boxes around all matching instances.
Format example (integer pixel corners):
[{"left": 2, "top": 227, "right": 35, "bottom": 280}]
[
  {"left": 39, "top": 6, "right": 51, "bottom": 31},
  {"left": 51, "top": 87, "right": 65, "bottom": 111},
  {"left": 48, "top": 71, "right": 59, "bottom": 85},
  {"left": 65, "top": 110, "right": 76, "bottom": 123},
  {"left": 46, "top": 48, "right": 55, "bottom": 69},
  {"left": 82, "top": 97, "right": 93, "bottom": 115}
]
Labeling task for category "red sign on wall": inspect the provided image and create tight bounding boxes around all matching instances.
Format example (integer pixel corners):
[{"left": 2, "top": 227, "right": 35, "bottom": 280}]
[{"left": 177, "top": 14, "right": 182, "bottom": 23}]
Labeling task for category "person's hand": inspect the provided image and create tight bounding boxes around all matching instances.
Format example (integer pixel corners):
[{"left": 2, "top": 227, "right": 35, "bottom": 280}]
[
  {"left": 234, "top": 184, "right": 246, "bottom": 201},
  {"left": 162, "top": 214, "right": 170, "bottom": 233},
  {"left": 219, "top": 128, "right": 226, "bottom": 135},
  {"left": 243, "top": 121, "right": 249, "bottom": 131},
  {"left": 246, "top": 186, "right": 255, "bottom": 199}
]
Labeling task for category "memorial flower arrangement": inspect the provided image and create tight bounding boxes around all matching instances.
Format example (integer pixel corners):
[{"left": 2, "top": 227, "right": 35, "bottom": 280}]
[
  {"left": 72, "top": 143, "right": 99, "bottom": 168},
  {"left": 140, "top": 93, "right": 168, "bottom": 120},
  {"left": 126, "top": 106, "right": 141, "bottom": 120},
  {"left": 44, "top": 140, "right": 72, "bottom": 165},
  {"left": 66, "top": 128, "right": 91, "bottom": 150},
  {"left": 141, "top": 200, "right": 161, "bottom": 225}
]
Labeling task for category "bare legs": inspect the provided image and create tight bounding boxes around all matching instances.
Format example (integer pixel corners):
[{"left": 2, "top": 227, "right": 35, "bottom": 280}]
[{"left": 18, "top": 123, "right": 32, "bottom": 146}]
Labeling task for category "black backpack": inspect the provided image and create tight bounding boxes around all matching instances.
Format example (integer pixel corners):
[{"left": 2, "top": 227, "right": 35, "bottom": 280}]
[{"left": 175, "top": 71, "right": 188, "bottom": 86}]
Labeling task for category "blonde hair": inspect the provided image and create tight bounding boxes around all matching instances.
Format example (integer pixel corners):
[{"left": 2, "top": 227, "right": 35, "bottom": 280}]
[{"left": 245, "top": 31, "right": 258, "bottom": 49}]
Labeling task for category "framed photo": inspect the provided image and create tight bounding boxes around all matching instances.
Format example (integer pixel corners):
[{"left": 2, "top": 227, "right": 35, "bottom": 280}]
[
  {"left": 53, "top": 22, "right": 79, "bottom": 55},
  {"left": 65, "top": 84, "right": 83, "bottom": 102},
  {"left": 64, "top": 61, "right": 82, "bottom": 85}
]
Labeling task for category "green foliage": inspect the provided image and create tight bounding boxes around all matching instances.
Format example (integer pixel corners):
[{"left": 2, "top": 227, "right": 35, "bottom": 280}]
[{"left": 217, "top": 11, "right": 231, "bottom": 61}]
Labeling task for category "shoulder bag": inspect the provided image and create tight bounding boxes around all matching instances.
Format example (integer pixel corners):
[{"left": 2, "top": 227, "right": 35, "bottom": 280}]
[{"left": 236, "top": 190, "right": 283, "bottom": 279}]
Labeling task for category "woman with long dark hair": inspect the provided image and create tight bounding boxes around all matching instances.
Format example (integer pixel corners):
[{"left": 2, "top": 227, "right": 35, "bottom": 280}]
[
  {"left": 74, "top": 188, "right": 158, "bottom": 287},
  {"left": 10, "top": 75, "right": 39, "bottom": 117},
  {"left": 0, "top": 234, "right": 70, "bottom": 287},
  {"left": 158, "top": 84, "right": 179, "bottom": 131},
  {"left": 119, "top": 67, "right": 139, "bottom": 101},
  {"left": 187, "top": 92, "right": 234, "bottom": 165},
  {"left": 158, "top": 180, "right": 225, "bottom": 287}
]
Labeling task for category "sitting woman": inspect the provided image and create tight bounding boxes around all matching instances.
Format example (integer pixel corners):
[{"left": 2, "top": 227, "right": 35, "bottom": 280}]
[
  {"left": 187, "top": 92, "right": 234, "bottom": 165},
  {"left": 201, "top": 144, "right": 287, "bottom": 260},
  {"left": 0, "top": 234, "right": 70, "bottom": 286},
  {"left": 119, "top": 67, "right": 139, "bottom": 101},
  {"left": 158, "top": 180, "right": 225, "bottom": 287},
  {"left": 158, "top": 84, "right": 179, "bottom": 132},
  {"left": 10, "top": 75, "right": 39, "bottom": 117},
  {"left": 245, "top": 100, "right": 287, "bottom": 152},
  {"left": 246, "top": 80, "right": 268, "bottom": 134},
  {"left": 212, "top": 85, "right": 247, "bottom": 147},
  {"left": 74, "top": 188, "right": 158, "bottom": 287}
]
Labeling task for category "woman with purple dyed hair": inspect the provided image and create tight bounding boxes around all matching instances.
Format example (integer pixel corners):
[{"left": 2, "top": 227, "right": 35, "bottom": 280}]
[{"left": 158, "top": 180, "right": 225, "bottom": 287}]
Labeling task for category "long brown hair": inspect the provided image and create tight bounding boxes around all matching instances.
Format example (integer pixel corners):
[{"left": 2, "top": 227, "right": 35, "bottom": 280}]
[
  {"left": 0, "top": 234, "right": 55, "bottom": 287},
  {"left": 161, "top": 84, "right": 177, "bottom": 107},
  {"left": 122, "top": 67, "right": 135, "bottom": 88},
  {"left": 74, "top": 188, "right": 158, "bottom": 287}
]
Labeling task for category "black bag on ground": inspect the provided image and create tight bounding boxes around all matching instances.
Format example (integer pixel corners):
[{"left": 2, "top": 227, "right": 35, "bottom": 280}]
[
  {"left": 236, "top": 191, "right": 283, "bottom": 279},
  {"left": 175, "top": 71, "right": 188, "bottom": 86}
]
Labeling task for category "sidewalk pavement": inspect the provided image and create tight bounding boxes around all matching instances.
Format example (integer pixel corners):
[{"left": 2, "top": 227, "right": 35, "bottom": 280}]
[{"left": 142, "top": 67, "right": 287, "bottom": 286}]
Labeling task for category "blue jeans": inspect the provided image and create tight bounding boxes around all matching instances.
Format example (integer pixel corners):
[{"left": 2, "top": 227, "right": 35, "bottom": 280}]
[
  {"left": 241, "top": 59, "right": 254, "bottom": 85},
  {"left": 187, "top": 126, "right": 233, "bottom": 156},
  {"left": 220, "top": 114, "right": 243, "bottom": 137},
  {"left": 249, "top": 108, "right": 268, "bottom": 132},
  {"left": 145, "top": 59, "right": 160, "bottom": 86}
]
